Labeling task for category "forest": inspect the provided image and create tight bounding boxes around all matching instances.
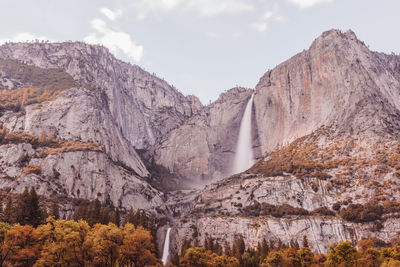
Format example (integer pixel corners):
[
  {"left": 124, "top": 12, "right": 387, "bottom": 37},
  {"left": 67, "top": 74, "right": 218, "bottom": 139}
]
[{"left": 1, "top": 187, "right": 400, "bottom": 267}]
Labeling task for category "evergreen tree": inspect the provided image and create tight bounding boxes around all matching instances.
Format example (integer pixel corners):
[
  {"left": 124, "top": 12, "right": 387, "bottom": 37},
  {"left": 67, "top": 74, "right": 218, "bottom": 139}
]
[
  {"left": 224, "top": 241, "right": 232, "bottom": 256},
  {"left": 50, "top": 201, "right": 60, "bottom": 220},
  {"left": 113, "top": 208, "right": 121, "bottom": 227},
  {"left": 260, "top": 239, "right": 269, "bottom": 261},
  {"left": 15, "top": 187, "right": 42, "bottom": 227},
  {"left": 29, "top": 187, "right": 43, "bottom": 227},
  {"left": 181, "top": 238, "right": 192, "bottom": 256},
  {"left": 302, "top": 235, "right": 309, "bottom": 248}
]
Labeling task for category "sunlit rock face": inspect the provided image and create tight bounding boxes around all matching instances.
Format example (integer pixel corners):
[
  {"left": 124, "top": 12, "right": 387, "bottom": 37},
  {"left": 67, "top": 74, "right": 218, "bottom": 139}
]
[{"left": 254, "top": 29, "right": 400, "bottom": 154}]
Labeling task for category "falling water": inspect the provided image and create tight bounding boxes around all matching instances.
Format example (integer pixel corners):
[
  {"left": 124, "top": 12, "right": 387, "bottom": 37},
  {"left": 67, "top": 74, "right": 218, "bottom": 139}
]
[
  {"left": 233, "top": 93, "right": 255, "bottom": 174},
  {"left": 162, "top": 227, "right": 171, "bottom": 265}
]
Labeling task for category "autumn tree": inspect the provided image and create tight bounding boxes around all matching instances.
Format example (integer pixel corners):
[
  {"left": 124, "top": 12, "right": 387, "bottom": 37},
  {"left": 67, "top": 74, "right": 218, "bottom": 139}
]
[
  {"left": 84, "top": 223, "right": 123, "bottom": 266},
  {"left": 34, "top": 217, "right": 90, "bottom": 267},
  {"left": 298, "top": 246, "right": 314, "bottom": 267},
  {"left": 180, "top": 247, "right": 238, "bottom": 267},
  {"left": 119, "top": 224, "right": 161, "bottom": 267},
  {"left": 3, "top": 225, "right": 40, "bottom": 267},
  {"left": 325, "top": 241, "right": 359, "bottom": 267},
  {"left": 263, "top": 251, "right": 283, "bottom": 267},
  {"left": 0, "top": 222, "right": 13, "bottom": 266}
]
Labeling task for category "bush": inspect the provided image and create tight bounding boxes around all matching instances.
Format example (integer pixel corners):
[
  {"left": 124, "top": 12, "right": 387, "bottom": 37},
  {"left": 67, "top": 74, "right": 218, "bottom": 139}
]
[
  {"left": 243, "top": 202, "right": 309, "bottom": 218},
  {"left": 340, "top": 203, "right": 383, "bottom": 223},
  {"left": 311, "top": 207, "right": 336, "bottom": 216}
]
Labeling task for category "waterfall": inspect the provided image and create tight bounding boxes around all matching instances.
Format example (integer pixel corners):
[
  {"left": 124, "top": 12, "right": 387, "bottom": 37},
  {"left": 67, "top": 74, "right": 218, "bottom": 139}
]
[
  {"left": 233, "top": 93, "right": 255, "bottom": 174},
  {"left": 162, "top": 227, "right": 171, "bottom": 265}
]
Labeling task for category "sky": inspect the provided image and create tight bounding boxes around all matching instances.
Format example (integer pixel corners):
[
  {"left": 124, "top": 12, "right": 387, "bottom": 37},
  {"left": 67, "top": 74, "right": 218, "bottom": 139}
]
[{"left": 0, "top": 0, "right": 399, "bottom": 104}]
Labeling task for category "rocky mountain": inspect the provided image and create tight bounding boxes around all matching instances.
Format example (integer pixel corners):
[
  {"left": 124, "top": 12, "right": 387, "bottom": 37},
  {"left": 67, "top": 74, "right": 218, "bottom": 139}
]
[
  {"left": 0, "top": 42, "right": 202, "bottom": 150},
  {"left": 167, "top": 29, "right": 400, "bottom": 254},
  {"left": 0, "top": 42, "right": 201, "bottom": 214},
  {"left": 1, "top": 29, "right": 400, "bottom": 257}
]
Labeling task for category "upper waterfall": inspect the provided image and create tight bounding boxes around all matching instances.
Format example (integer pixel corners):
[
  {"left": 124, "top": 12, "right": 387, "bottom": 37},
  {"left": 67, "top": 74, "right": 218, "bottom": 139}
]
[{"left": 233, "top": 93, "right": 255, "bottom": 174}]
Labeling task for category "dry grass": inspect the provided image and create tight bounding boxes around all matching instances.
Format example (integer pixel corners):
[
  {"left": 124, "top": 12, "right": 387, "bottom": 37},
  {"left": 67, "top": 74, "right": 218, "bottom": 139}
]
[
  {"left": 0, "top": 126, "right": 102, "bottom": 156},
  {"left": 22, "top": 165, "right": 41, "bottom": 175},
  {"left": 249, "top": 128, "right": 400, "bottom": 197},
  {"left": 0, "top": 59, "right": 77, "bottom": 111}
]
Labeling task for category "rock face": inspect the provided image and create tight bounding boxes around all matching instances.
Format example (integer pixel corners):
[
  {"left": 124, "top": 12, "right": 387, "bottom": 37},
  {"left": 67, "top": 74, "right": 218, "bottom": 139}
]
[
  {"left": 0, "top": 143, "right": 163, "bottom": 211},
  {"left": 0, "top": 42, "right": 201, "bottom": 150},
  {"left": 254, "top": 29, "right": 400, "bottom": 153},
  {"left": 149, "top": 87, "right": 262, "bottom": 181},
  {"left": 0, "top": 42, "right": 202, "bottom": 213}
]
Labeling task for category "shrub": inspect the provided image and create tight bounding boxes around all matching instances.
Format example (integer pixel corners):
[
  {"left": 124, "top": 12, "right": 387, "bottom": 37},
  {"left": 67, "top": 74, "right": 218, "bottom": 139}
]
[
  {"left": 311, "top": 207, "right": 336, "bottom": 216},
  {"left": 340, "top": 203, "right": 383, "bottom": 223}
]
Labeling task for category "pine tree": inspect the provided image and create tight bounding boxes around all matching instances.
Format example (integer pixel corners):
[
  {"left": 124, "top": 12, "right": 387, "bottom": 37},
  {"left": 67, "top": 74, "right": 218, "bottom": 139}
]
[
  {"left": 125, "top": 208, "right": 135, "bottom": 225},
  {"left": 113, "top": 208, "right": 120, "bottom": 226},
  {"left": 29, "top": 187, "right": 43, "bottom": 227},
  {"left": 261, "top": 238, "right": 269, "bottom": 261},
  {"left": 181, "top": 238, "right": 191, "bottom": 256},
  {"left": 16, "top": 187, "right": 42, "bottom": 227},
  {"left": 224, "top": 241, "right": 232, "bottom": 256},
  {"left": 303, "top": 235, "right": 309, "bottom": 248},
  {"left": 50, "top": 201, "right": 60, "bottom": 220}
]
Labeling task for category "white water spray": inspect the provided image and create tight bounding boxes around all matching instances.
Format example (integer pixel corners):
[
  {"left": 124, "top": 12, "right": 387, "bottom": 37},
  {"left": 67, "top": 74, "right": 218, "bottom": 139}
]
[
  {"left": 233, "top": 93, "right": 255, "bottom": 174},
  {"left": 162, "top": 228, "right": 171, "bottom": 265}
]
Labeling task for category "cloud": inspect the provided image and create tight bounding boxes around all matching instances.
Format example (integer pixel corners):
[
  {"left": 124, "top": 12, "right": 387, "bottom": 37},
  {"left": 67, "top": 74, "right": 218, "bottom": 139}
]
[
  {"left": 250, "top": 4, "right": 286, "bottom": 32},
  {"left": 84, "top": 19, "right": 144, "bottom": 62},
  {"left": 206, "top": 31, "right": 218, "bottom": 38},
  {"left": 232, "top": 32, "right": 242, "bottom": 38},
  {"left": 100, "top": 7, "right": 122, "bottom": 21},
  {"left": 186, "top": 0, "right": 253, "bottom": 16},
  {"left": 250, "top": 23, "right": 268, "bottom": 32},
  {"left": 0, "top": 32, "right": 52, "bottom": 44},
  {"left": 288, "top": 0, "right": 333, "bottom": 9},
  {"left": 128, "top": 0, "right": 253, "bottom": 19}
]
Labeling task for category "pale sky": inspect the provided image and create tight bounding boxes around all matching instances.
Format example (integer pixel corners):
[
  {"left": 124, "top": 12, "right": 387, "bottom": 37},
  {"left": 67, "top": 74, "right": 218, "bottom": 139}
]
[{"left": 1, "top": 0, "right": 399, "bottom": 103}]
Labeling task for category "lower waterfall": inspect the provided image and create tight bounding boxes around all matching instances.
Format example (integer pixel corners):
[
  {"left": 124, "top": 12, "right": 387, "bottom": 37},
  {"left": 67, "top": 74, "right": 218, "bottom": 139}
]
[{"left": 162, "top": 227, "right": 171, "bottom": 265}]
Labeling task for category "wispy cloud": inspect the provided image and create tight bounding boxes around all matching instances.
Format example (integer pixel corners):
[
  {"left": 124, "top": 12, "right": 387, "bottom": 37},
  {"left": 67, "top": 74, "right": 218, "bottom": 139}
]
[
  {"left": 250, "top": 4, "right": 287, "bottom": 32},
  {"left": 100, "top": 7, "right": 122, "bottom": 21},
  {"left": 186, "top": 0, "right": 253, "bottom": 16},
  {"left": 84, "top": 19, "right": 144, "bottom": 62},
  {"left": 0, "top": 32, "right": 52, "bottom": 44},
  {"left": 288, "top": 0, "right": 333, "bottom": 9},
  {"left": 128, "top": 0, "right": 253, "bottom": 20},
  {"left": 206, "top": 31, "right": 218, "bottom": 38}
]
